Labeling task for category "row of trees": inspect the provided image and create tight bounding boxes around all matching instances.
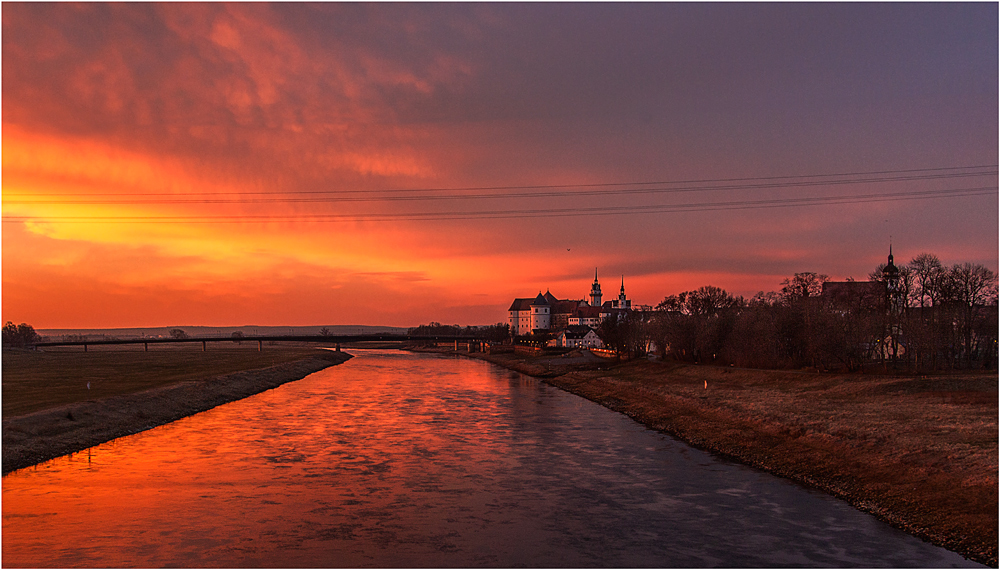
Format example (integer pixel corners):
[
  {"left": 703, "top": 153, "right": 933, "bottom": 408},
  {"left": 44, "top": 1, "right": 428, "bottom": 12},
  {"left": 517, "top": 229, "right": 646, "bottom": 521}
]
[
  {"left": 2, "top": 322, "right": 41, "bottom": 348},
  {"left": 594, "top": 254, "right": 998, "bottom": 371},
  {"left": 408, "top": 322, "right": 511, "bottom": 343}
]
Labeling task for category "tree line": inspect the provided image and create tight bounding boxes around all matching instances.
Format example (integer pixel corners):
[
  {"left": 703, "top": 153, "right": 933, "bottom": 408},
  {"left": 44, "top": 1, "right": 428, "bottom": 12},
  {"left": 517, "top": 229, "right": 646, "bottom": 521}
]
[
  {"left": 408, "top": 322, "right": 511, "bottom": 342},
  {"left": 596, "top": 254, "right": 998, "bottom": 372},
  {"left": 2, "top": 322, "right": 41, "bottom": 348}
]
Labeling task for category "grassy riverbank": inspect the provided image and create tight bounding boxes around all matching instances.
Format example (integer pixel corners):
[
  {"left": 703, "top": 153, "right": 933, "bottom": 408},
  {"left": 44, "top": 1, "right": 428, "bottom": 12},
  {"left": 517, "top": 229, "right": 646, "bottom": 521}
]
[
  {"left": 2, "top": 344, "right": 336, "bottom": 418},
  {"left": 427, "top": 348, "right": 998, "bottom": 567},
  {"left": 2, "top": 346, "right": 351, "bottom": 474}
]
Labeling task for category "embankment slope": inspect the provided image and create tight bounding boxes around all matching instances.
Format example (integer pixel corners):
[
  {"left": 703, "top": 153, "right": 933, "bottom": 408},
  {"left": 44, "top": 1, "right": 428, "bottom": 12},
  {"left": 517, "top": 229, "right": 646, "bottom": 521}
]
[
  {"left": 462, "top": 350, "right": 998, "bottom": 567},
  {"left": 2, "top": 350, "right": 352, "bottom": 474}
]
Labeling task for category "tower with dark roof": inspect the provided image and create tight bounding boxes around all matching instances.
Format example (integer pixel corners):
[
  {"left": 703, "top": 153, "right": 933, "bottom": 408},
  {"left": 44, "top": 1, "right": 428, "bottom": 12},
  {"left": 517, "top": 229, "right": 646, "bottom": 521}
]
[
  {"left": 884, "top": 244, "right": 903, "bottom": 313},
  {"left": 618, "top": 275, "right": 630, "bottom": 309},
  {"left": 530, "top": 292, "right": 551, "bottom": 332},
  {"left": 590, "top": 268, "right": 602, "bottom": 307}
]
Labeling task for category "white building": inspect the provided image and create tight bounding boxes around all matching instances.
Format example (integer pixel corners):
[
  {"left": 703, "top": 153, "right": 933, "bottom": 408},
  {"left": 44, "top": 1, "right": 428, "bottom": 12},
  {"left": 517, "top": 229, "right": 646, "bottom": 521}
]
[
  {"left": 509, "top": 292, "right": 553, "bottom": 335},
  {"left": 567, "top": 305, "right": 601, "bottom": 328},
  {"left": 557, "top": 325, "right": 604, "bottom": 349},
  {"left": 529, "top": 293, "right": 551, "bottom": 332},
  {"left": 509, "top": 270, "right": 633, "bottom": 337}
]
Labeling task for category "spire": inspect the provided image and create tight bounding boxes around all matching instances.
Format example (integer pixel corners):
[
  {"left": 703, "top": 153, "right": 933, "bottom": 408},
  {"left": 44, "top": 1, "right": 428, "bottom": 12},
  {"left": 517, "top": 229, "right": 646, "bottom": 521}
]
[
  {"left": 884, "top": 243, "right": 899, "bottom": 282},
  {"left": 589, "top": 268, "right": 602, "bottom": 307},
  {"left": 617, "top": 274, "right": 629, "bottom": 310}
]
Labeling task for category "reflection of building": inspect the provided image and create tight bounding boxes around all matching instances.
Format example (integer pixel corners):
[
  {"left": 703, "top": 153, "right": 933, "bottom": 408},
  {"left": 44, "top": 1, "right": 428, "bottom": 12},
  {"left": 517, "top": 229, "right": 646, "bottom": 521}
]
[{"left": 508, "top": 269, "right": 632, "bottom": 339}]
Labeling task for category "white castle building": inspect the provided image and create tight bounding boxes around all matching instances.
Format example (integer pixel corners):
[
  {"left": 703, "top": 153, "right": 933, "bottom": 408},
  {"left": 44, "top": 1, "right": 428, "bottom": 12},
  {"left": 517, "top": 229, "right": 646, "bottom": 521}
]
[{"left": 508, "top": 269, "right": 631, "bottom": 337}]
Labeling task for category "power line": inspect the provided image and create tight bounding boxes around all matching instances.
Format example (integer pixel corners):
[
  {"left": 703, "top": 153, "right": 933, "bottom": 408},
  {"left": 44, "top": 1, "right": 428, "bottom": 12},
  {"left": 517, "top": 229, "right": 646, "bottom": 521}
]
[
  {"left": 4, "top": 169, "right": 996, "bottom": 205},
  {"left": 4, "top": 185, "right": 994, "bottom": 224},
  {"left": 4, "top": 164, "right": 995, "bottom": 199}
]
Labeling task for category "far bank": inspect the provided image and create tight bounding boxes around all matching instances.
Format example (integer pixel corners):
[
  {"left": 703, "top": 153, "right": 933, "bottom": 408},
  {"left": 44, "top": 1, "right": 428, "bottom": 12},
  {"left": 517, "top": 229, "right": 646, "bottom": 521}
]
[
  {"left": 415, "top": 346, "right": 998, "bottom": 567},
  {"left": 2, "top": 347, "right": 352, "bottom": 475}
]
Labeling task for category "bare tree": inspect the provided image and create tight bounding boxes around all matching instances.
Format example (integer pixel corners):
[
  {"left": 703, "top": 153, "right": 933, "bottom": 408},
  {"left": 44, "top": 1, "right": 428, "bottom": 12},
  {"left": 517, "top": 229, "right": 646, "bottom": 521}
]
[
  {"left": 652, "top": 286, "right": 742, "bottom": 363},
  {"left": 951, "top": 262, "right": 998, "bottom": 308},
  {"left": 480, "top": 323, "right": 511, "bottom": 343},
  {"left": 726, "top": 299, "right": 785, "bottom": 368},
  {"left": 908, "top": 253, "right": 945, "bottom": 308},
  {"left": 950, "top": 262, "right": 998, "bottom": 367},
  {"left": 780, "top": 272, "right": 829, "bottom": 302},
  {"left": 778, "top": 273, "right": 829, "bottom": 367},
  {"left": 869, "top": 262, "right": 913, "bottom": 310}
]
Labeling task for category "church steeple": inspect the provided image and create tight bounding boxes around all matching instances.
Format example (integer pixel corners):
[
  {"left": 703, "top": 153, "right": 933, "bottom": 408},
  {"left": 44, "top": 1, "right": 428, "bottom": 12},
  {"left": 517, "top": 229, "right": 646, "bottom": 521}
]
[
  {"left": 885, "top": 243, "right": 898, "bottom": 275},
  {"left": 884, "top": 243, "right": 902, "bottom": 309},
  {"left": 589, "top": 268, "right": 602, "bottom": 307},
  {"left": 618, "top": 275, "right": 629, "bottom": 309}
]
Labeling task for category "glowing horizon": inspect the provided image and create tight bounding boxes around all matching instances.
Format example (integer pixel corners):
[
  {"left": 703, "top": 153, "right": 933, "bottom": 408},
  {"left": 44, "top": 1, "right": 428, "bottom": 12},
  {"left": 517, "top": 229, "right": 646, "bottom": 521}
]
[{"left": 3, "top": 3, "right": 997, "bottom": 328}]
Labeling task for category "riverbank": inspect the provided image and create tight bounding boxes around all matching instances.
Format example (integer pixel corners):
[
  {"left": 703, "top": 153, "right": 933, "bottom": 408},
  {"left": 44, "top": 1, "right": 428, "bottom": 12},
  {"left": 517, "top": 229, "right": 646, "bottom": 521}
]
[
  {"left": 419, "top": 347, "right": 998, "bottom": 567},
  {"left": 2, "top": 349, "right": 352, "bottom": 475}
]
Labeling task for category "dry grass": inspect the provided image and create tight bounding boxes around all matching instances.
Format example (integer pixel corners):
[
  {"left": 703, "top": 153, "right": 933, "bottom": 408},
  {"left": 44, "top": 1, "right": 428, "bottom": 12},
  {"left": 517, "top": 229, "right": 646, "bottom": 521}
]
[
  {"left": 2, "top": 344, "right": 331, "bottom": 418},
  {"left": 440, "top": 349, "right": 997, "bottom": 565},
  {"left": 2, "top": 348, "right": 351, "bottom": 474},
  {"left": 542, "top": 360, "right": 998, "bottom": 566}
]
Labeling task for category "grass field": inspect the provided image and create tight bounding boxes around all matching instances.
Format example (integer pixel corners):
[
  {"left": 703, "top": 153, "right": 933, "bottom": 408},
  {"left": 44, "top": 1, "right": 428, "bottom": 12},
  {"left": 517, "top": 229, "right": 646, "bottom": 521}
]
[{"left": 2, "top": 344, "right": 333, "bottom": 418}]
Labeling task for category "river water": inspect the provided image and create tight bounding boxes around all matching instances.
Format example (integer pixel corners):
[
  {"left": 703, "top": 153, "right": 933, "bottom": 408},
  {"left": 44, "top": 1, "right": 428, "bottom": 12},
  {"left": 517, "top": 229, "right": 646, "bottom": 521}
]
[{"left": 2, "top": 350, "right": 979, "bottom": 567}]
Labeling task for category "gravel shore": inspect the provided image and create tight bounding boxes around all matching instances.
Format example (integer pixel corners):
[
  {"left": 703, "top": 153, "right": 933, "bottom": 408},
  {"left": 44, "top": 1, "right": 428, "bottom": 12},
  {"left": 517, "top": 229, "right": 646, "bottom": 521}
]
[{"left": 2, "top": 350, "right": 352, "bottom": 475}]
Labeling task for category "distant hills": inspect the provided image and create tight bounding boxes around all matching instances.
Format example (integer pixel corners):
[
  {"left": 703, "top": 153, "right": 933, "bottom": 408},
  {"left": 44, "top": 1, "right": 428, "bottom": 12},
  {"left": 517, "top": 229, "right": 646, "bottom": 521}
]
[{"left": 37, "top": 325, "right": 410, "bottom": 340}]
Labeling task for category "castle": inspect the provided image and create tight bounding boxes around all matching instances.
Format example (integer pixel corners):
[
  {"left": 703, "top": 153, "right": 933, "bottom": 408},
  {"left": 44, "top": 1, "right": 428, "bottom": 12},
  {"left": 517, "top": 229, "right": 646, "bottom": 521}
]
[{"left": 508, "top": 269, "right": 632, "bottom": 337}]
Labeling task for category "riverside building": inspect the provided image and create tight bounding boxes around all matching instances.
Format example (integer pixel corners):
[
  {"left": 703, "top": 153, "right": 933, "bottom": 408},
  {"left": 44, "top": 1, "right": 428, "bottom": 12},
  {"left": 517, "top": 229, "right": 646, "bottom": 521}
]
[{"left": 508, "top": 269, "right": 633, "bottom": 340}]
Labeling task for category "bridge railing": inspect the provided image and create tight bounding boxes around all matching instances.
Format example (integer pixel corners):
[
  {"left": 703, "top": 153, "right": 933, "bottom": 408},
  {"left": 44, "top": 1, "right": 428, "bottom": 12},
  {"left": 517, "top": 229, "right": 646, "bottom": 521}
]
[{"left": 30, "top": 334, "right": 493, "bottom": 352}]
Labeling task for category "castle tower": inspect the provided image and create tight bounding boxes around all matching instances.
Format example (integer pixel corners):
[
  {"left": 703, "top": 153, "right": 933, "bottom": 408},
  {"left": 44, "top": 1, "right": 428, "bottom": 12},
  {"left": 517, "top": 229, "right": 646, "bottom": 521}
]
[
  {"left": 618, "top": 275, "right": 629, "bottom": 309},
  {"left": 530, "top": 292, "right": 551, "bottom": 332},
  {"left": 590, "top": 268, "right": 602, "bottom": 307}
]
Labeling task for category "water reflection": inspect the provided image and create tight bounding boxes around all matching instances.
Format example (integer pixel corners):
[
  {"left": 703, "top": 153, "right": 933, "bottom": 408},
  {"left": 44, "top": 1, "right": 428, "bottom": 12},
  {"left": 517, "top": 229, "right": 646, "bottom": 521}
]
[{"left": 2, "top": 350, "right": 979, "bottom": 567}]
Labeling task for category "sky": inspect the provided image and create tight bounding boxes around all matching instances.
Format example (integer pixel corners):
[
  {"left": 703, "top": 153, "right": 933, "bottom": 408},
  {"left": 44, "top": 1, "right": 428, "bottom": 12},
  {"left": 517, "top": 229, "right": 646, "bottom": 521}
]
[{"left": 2, "top": 3, "right": 997, "bottom": 329}]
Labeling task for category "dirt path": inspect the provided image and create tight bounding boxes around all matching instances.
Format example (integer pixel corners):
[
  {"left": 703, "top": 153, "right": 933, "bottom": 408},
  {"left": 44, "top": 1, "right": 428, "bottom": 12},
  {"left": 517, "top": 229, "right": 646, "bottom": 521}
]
[{"left": 2, "top": 351, "right": 352, "bottom": 475}]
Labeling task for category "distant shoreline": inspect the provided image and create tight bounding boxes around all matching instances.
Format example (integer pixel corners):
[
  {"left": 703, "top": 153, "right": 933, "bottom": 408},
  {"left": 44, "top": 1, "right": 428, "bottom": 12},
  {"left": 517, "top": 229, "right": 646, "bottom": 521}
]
[
  {"left": 415, "top": 346, "right": 997, "bottom": 567},
  {"left": 2, "top": 350, "right": 352, "bottom": 475}
]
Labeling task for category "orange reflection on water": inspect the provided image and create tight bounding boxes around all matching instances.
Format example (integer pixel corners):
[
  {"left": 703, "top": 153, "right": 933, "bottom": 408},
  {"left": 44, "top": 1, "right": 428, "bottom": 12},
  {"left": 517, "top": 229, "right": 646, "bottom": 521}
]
[
  {"left": 2, "top": 351, "right": 550, "bottom": 567},
  {"left": 2, "top": 350, "right": 976, "bottom": 568}
]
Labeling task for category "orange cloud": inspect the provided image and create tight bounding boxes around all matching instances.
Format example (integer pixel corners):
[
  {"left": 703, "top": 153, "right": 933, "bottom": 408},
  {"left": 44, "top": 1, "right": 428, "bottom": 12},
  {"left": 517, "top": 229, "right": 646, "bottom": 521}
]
[{"left": 3, "top": 3, "right": 994, "bottom": 328}]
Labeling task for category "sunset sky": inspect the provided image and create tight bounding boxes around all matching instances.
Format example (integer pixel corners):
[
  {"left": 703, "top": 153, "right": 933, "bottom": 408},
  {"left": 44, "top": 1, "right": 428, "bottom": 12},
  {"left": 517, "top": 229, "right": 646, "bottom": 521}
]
[{"left": 3, "top": 3, "right": 997, "bottom": 329}]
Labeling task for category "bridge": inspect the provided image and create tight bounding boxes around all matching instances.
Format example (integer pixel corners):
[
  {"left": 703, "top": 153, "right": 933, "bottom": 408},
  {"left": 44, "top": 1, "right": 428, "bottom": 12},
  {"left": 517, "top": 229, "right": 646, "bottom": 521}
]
[{"left": 32, "top": 334, "right": 491, "bottom": 352}]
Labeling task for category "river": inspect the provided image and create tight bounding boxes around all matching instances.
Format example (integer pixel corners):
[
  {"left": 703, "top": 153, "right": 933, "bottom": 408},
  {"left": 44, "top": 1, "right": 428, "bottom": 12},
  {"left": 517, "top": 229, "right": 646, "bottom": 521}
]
[{"left": 1, "top": 350, "right": 979, "bottom": 567}]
